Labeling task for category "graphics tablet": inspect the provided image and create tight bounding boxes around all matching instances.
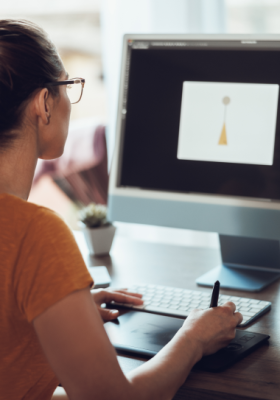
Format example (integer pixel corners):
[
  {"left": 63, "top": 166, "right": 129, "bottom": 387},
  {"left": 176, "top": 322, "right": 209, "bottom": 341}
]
[{"left": 104, "top": 311, "right": 270, "bottom": 372}]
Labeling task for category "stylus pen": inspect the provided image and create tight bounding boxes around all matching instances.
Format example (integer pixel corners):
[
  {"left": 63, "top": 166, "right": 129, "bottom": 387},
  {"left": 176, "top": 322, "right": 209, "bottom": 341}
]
[{"left": 209, "top": 280, "right": 220, "bottom": 308}]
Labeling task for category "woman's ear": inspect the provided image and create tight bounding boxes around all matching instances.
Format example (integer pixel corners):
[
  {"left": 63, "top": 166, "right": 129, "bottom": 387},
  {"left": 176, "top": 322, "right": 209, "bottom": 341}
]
[{"left": 35, "top": 88, "right": 51, "bottom": 125}]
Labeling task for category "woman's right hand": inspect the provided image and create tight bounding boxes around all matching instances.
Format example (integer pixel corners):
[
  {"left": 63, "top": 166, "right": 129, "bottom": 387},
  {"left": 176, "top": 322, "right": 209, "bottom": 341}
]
[{"left": 180, "top": 302, "right": 243, "bottom": 360}]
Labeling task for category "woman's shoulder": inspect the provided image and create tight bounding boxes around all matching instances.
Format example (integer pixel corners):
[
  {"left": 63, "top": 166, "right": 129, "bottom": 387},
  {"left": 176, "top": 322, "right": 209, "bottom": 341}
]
[{"left": 0, "top": 193, "right": 66, "bottom": 234}]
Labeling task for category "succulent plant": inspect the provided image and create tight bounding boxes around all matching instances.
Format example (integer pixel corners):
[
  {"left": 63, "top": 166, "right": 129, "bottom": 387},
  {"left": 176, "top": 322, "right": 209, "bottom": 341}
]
[{"left": 78, "top": 203, "right": 110, "bottom": 228}]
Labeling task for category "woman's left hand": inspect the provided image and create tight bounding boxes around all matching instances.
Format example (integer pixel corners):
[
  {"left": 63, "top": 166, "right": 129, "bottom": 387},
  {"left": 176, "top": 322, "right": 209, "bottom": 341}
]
[{"left": 91, "top": 288, "right": 143, "bottom": 321}]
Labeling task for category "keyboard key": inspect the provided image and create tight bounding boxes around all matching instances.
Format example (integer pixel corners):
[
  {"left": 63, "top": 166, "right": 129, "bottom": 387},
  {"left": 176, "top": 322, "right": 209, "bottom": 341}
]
[
  {"left": 230, "top": 297, "right": 241, "bottom": 303},
  {"left": 249, "top": 307, "right": 263, "bottom": 313},
  {"left": 239, "top": 300, "right": 250, "bottom": 305},
  {"left": 249, "top": 299, "right": 260, "bottom": 304},
  {"left": 167, "top": 299, "right": 177, "bottom": 304},
  {"left": 153, "top": 296, "right": 163, "bottom": 301},
  {"left": 180, "top": 303, "right": 190, "bottom": 308},
  {"left": 182, "top": 297, "right": 192, "bottom": 302},
  {"left": 164, "top": 298, "right": 173, "bottom": 303},
  {"left": 160, "top": 303, "right": 170, "bottom": 308},
  {"left": 238, "top": 307, "right": 249, "bottom": 312},
  {"left": 178, "top": 306, "right": 188, "bottom": 311},
  {"left": 150, "top": 302, "right": 161, "bottom": 307},
  {"left": 189, "top": 305, "right": 200, "bottom": 309},
  {"left": 167, "top": 305, "right": 179, "bottom": 310},
  {"left": 241, "top": 311, "right": 256, "bottom": 317}
]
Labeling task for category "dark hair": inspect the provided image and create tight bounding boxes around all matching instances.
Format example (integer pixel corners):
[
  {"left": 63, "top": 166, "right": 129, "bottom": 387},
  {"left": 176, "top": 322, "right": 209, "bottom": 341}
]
[{"left": 0, "top": 19, "right": 64, "bottom": 148}]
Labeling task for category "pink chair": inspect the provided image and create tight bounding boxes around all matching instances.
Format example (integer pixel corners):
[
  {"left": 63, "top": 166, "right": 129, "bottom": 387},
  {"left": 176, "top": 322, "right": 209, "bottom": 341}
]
[{"left": 34, "top": 121, "right": 108, "bottom": 205}]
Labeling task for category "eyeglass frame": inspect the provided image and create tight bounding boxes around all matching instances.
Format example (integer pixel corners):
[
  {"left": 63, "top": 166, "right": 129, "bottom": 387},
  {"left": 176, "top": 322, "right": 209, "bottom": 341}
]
[{"left": 46, "top": 77, "right": 85, "bottom": 104}]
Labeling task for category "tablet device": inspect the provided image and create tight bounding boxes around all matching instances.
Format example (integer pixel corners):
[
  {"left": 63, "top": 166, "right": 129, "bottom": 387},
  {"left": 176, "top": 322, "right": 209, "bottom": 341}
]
[{"left": 104, "top": 311, "right": 269, "bottom": 372}]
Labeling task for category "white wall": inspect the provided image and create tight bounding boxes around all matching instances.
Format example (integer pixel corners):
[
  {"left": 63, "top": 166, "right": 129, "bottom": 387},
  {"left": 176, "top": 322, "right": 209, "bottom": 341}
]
[
  {"left": 100, "top": 0, "right": 226, "bottom": 163},
  {"left": 1, "top": 1, "right": 101, "bottom": 55},
  {"left": 0, "top": 0, "right": 100, "bottom": 14}
]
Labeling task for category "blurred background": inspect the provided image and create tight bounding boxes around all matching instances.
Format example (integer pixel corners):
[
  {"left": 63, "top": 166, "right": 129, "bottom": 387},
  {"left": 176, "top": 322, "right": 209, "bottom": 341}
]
[{"left": 3, "top": 0, "right": 280, "bottom": 234}]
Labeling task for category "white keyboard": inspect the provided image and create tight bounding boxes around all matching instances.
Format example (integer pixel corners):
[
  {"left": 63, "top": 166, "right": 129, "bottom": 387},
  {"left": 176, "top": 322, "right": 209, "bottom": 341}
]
[{"left": 116, "top": 284, "right": 271, "bottom": 327}]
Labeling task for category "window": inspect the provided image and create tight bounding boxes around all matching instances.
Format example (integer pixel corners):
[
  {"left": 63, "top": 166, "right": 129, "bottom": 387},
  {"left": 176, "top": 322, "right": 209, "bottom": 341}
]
[{"left": 226, "top": 0, "right": 280, "bottom": 33}]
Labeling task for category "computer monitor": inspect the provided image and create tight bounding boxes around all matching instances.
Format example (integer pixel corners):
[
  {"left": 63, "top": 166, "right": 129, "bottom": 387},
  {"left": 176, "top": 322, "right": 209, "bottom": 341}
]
[{"left": 109, "top": 34, "right": 280, "bottom": 292}]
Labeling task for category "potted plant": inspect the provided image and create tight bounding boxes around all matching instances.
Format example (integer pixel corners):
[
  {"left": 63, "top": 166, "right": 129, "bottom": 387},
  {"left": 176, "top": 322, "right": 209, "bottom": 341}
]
[{"left": 78, "top": 203, "right": 116, "bottom": 255}]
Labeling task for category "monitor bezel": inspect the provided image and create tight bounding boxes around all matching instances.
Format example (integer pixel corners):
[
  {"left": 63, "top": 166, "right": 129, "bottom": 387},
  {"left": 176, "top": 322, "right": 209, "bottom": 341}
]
[{"left": 110, "top": 34, "right": 280, "bottom": 214}]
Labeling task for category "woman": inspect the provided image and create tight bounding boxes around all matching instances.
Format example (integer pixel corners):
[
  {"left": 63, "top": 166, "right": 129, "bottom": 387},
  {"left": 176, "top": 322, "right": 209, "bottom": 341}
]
[{"left": 0, "top": 20, "right": 242, "bottom": 400}]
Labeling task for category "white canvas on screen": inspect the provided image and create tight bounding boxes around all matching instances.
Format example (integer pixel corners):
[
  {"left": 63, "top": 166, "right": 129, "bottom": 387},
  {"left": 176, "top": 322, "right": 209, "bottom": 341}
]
[{"left": 177, "top": 81, "right": 279, "bottom": 165}]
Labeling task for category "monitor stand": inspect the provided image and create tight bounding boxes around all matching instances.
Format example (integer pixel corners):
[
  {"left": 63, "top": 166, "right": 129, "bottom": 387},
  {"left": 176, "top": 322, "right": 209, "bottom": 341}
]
[{"left": 196, "top": 235, "right": 280, "bottom": 292}]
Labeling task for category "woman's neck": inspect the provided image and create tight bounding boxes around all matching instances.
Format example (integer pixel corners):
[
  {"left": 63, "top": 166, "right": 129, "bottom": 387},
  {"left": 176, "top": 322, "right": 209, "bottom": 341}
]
[{"left": 0, "top": 130, "right": 38, "bottom": 200}]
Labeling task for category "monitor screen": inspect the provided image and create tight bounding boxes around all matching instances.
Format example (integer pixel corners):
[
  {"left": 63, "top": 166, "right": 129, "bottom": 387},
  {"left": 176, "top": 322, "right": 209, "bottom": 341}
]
[{"left": 119, "top": 40, "right": 280, "bottom": 201}]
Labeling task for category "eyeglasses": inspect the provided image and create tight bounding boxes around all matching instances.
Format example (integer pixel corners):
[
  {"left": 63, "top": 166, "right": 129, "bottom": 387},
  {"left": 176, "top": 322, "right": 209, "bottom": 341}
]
[{"left": 46, "top": 77, "right": 85, "bottom": 104}]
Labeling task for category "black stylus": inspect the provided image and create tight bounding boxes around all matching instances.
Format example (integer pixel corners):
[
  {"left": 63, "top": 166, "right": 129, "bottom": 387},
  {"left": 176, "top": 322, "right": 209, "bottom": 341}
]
[{"left": 209, "top": 280, "right": 220, "bottom": 308}]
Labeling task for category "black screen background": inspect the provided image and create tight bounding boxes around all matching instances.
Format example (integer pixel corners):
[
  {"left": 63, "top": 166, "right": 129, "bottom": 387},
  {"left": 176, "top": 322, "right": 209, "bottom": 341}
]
[{"left": 120, "top": 48, "right": 280, "bottom": 200}]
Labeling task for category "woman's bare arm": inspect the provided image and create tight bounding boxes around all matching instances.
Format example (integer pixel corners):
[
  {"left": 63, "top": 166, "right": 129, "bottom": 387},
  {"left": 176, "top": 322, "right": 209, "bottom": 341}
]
[{"left": 33, "top": 288, "right": 242, "bottom": 400}]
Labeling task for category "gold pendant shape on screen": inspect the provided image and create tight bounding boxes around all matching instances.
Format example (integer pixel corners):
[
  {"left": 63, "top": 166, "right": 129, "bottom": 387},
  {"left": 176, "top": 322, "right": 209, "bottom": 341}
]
[{"left": 218, "top": 96, "right": 230, "bottom": 145}]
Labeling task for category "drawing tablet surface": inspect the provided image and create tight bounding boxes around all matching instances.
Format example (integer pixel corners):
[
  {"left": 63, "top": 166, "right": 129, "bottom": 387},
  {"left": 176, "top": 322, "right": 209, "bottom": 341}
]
[{"left": 104, "top": 311, "right": 270, "bottom": 372}]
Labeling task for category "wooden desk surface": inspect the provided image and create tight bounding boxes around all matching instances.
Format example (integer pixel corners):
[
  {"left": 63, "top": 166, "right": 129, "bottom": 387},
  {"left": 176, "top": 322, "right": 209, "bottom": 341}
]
[{"left": 75, "top": 231, "right": 280, "bottom": 400}]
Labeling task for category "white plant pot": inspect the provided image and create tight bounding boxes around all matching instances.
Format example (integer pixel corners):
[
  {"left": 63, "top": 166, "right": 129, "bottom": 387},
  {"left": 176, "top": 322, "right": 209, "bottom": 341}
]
[{"left": 80, "top": 223, "right": 116, "bottom": 256}]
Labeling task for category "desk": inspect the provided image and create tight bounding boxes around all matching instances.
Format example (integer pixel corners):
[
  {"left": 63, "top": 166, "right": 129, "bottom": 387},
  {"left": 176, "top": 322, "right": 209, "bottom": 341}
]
[{"left": 74, "top": 229, "right": 280, "bottom": 400}]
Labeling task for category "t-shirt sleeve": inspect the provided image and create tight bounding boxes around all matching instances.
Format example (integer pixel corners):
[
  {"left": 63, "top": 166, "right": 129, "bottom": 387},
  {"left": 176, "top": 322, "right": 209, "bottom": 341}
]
[{"left": 14, "top": 208, "right": 93, "bottom": 322}]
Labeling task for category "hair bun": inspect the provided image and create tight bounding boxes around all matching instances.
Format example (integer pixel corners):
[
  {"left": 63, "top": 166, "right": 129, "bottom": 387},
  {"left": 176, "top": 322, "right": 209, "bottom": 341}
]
[{"left": 0, "top": 19, "right": 63, "bottom": 149}]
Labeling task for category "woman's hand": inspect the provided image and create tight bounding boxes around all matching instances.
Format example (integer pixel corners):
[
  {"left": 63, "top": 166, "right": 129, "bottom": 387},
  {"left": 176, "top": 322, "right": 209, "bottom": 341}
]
[
  {"left": 91, "top": 288, "right": 143, "bottom": 321},
  {"left": 180, "top": 301, "right": 243, "bottom": 360}
]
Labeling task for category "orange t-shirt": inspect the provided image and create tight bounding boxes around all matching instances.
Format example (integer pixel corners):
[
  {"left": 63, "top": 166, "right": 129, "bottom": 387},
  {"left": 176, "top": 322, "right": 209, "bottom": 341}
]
[{"left": 0, "top": 193, "right": 93, "bottom": 400}]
